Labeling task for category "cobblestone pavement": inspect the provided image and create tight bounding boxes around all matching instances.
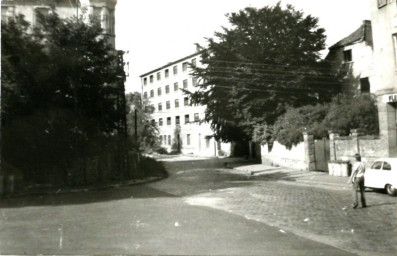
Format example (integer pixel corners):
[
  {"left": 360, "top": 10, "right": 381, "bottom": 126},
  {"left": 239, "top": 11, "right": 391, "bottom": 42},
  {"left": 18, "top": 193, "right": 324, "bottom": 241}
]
[{"left": 151, "top": 157, "right": 397, "bottom": 256}]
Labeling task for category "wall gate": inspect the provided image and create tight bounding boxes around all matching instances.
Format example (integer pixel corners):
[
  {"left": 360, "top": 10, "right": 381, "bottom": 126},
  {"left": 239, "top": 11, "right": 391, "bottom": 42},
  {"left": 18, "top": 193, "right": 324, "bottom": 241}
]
[{"left": 314, "top": 138, "right": 330, "bottom": 171}]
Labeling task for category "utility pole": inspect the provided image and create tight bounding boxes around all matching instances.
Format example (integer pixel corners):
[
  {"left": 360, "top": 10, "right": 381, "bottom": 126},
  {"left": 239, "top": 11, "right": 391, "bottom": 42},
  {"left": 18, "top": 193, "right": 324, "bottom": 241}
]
[{"left": 134, "top": 108, "right": 138, "bottom": 141}]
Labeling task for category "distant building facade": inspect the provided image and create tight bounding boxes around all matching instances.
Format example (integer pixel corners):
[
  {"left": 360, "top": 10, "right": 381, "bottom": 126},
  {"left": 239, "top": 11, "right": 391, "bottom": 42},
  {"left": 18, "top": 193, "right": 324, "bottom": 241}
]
[
  {"left": 140, "top": 53, "right": 231, "bottom": 156},
  {"left": 326, "top": 20, "right": 374, "bottom": 95},
  {"left": 370, "top": 0, "right": 397, "bottom": 156},
  {"left": 1, "top": 0, "right": 116, "bottom": 47}
]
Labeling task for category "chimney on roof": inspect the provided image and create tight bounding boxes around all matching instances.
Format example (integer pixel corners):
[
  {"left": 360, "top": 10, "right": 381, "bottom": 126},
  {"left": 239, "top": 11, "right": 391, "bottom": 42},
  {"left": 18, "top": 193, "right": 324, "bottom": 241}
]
[{"left": 195, "top": 44, "right": 202, "bottom": 52}]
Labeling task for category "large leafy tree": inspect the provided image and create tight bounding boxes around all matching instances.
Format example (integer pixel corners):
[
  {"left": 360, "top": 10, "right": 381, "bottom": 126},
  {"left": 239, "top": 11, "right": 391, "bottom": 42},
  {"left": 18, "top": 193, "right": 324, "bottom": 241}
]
[
  {"left": 1, "top": 12, "right": 126, "bottom": 183},
  {"left": 189, "top": 3, "right": 340, "bottom": 142}
]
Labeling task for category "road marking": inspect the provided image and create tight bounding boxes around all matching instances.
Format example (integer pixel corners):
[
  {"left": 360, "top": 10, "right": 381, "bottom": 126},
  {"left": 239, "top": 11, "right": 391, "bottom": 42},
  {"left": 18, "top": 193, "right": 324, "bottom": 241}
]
[{"left": 58, "top": 225, "right": 63, "bottom": 249}]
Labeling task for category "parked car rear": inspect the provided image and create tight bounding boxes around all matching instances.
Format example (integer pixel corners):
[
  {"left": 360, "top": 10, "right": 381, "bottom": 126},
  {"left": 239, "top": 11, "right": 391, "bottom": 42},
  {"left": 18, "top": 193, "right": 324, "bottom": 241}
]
[{"left": 364, "top": 158, "right": 397, "bottom": 196}]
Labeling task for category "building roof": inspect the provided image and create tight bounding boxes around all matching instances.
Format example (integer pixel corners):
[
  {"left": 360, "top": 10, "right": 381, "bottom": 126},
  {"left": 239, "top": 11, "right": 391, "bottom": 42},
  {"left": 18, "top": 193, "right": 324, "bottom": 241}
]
[
  {"left": 329, "top": 20, "right": 372, "bottom": 49},
  {"left": 139, "top": 51, "right": 202, "bottom": 78}
]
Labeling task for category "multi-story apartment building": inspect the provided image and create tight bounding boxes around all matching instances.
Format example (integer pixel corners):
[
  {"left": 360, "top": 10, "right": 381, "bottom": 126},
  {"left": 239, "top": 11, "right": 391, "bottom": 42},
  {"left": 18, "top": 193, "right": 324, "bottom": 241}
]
[
  {"left": 326, "top": 20, "right": 374, "bottom": 95},
  {"left": 1, "top": 0, "right": 116, "bottom": 47},
  {"left": 370, "top": 0, "right": 397, "bottom": 156},
  {"left": 140, "top": 52, "right": 231, "bottom": 156}
]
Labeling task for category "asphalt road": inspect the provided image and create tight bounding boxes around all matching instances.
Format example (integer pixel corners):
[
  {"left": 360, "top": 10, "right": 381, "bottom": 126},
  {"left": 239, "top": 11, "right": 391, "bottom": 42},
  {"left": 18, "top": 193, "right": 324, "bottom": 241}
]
[{"left": 0, "top": 157, "right": 358, "bottom": 255}]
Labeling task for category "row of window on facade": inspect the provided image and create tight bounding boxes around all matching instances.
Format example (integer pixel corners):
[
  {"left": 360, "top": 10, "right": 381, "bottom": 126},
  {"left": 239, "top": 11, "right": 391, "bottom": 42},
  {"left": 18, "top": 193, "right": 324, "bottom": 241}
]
[
  {"left": 143, "top": 58, "right": 197, "bottom": 85},
  {"left": 159, "top": 134, "right": 212, "bottom": 148},
  {"left": 1, "top": 5, "right": 115, "bottom": 34},
  {"left": 152, "top": 113, "right": 200, "bottom": 126},
  {"left": 159, "top": 134, "right": 191, "bottom": 146},
  {"left": 143, "top": 78, "right": 198, "bottom": 98},
  {"left": 147, "top": 97, "right": 190, "bottom": 112}
]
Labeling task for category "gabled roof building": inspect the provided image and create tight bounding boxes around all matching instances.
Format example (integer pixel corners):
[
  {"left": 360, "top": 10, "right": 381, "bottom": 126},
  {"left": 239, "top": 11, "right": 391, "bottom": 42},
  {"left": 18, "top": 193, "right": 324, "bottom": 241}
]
[{"left": 325, "top": 20, "right": 374, "bottom": 95}]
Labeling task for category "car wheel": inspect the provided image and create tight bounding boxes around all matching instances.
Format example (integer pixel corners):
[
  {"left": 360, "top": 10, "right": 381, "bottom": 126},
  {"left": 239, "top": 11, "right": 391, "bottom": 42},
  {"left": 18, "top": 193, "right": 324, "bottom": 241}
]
[{"left": 385, "top": 184, "right": 397, "bottom": 196}]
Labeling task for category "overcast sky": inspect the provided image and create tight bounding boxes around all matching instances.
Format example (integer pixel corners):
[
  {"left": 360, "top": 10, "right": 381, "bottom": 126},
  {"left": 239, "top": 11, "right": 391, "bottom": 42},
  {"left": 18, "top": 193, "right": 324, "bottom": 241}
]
[{"left": 115, "top": 0, "right": 371, "bottom": 93}]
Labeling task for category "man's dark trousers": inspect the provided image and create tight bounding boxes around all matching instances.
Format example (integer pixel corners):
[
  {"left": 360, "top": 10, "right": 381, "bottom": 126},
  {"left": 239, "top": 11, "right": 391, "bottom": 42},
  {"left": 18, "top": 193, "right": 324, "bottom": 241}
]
[{"left": 353, "top": 176, "right": 366, "bottom": 208}]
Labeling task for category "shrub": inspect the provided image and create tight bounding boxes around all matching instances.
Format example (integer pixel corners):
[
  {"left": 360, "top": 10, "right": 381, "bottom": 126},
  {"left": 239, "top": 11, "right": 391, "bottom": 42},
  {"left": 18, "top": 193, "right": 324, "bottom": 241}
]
[
  {"left": 139, "top": 156, "right": 168, "bottom": 178},
  {"left": 272, "top": 104, "right": 329, "bottom": 149},
  {"left": 323, "top": 94, "right": 379, "bottom": 136},
  {"left": 260, "top": 94, "right": 379, "bottom": 149}
]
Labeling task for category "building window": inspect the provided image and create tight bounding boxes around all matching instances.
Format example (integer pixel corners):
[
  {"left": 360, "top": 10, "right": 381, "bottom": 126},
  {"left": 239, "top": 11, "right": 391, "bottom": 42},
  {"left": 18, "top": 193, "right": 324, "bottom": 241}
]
[
  {"left": 360, "top": 77, "right": 370, "bottom": 93},
  {"left": 158, "top": 87, "right": 162, "bottom": 96},
  {"left": 184, "top": 97, "right": 189, "bottom": 106},
  {"left": 159, "top": 118, "right": 163, "bottom": 126},
  {"left": 378, "top": 0, "right": 387, "bottom": 8},
  {"left": 182, "top": 62, "right": 188, "bottom": 72},
  {"left": 206, "top": 138, "right": 210, "bottom": 148},
  {"left": 185, "top": 114, "right": 189, "bottom": 124},
  {"left": 166, "top": 85, "right": 170, "bottom": 94},
  {"left": 166, "top": 101, "right": 170, "bottom": 109},
  {"left": 192, "top": 77, "right": 198, "bottom": 86},
  {"left": 168, "top": 135, "right": 171, "bottom": 145},
  {"left": 158, "top": 103, "right": 162, "bottom": 111},
  {"left": 174, "top": 82, "right": 179, "bottom": 91},
  {"left": 393, "top": 34, "right": 397, "bottom": 65},
  {"left": 149, "top": 75, "right": 154, "bottom": 83},
  {"left": 33, "top": 7, "right": 50, "bottom": 26},
  {"left": 160, "top": 135, "right": 163, "bottom": 144},
  {"left": 143, "top": 77, "right": 147, "bottom": 85},
  {"left": 343, "top": 49, "right": 352, "bottom": 62},
  {"left": 165, "top": 69, "right": 169, "bottom": 78},
  {"left": 98, "top": 7, "right": 112, "bottom": 33},
  {"left": 183, "top": 79, "right": 188, "bottom": 89},
  {"left": 187, "top": 134, "right": 191, "bottom": 145},
  {"left": 144, "top": 105, "right": 150, "bottom": 112},
  {"left": 176, "top": 116, "right": 180, "bottom": 125},
  {"left": 164, "top": 135, "right": 167, "bottom": 145},
  {"left": 2, "top": 6, "right": 15, "bottom": 22},
  {"left": 151, "top": 119, "right": 155, "bottom": 125},
  {"left": 194, "top": 113, "right": 199, "bottom": 122},
  {"left": 150, "top": 90, "right": 154, "bottom": 98},
  {"left": 192, "top": 58, "right": 197, "bottom": 67},
  {"left": 157, "top": 72, "right": 161, "bottom": 81},
  {"left": 175, "top": 99, "right": 179, "bottom": 108},
  {"left": 108, "top": 10, "right": 115, "bottom": 35},
  {"left": 167, "top": 117, "right": 171, "bottom": 125},
  {"left": 143, "top": 92, "right": 148, "bottom": 98},
  {"left": 173, "top": 65, "right": 178, "bottom": 75},
  {"left": 1, "top": 7, "right": 7, "bottom": 22}
]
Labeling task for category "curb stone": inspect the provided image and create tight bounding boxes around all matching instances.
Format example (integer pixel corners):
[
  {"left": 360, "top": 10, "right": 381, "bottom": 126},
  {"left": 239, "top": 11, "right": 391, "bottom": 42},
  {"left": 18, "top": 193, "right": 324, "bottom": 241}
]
[{"left": 1, "top": 176, "right": 165, "bottom": 199}]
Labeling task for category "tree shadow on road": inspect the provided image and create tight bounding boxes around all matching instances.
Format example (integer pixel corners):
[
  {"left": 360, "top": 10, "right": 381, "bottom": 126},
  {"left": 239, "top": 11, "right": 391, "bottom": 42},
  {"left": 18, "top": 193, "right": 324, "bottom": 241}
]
[
  {"left": 249, "top": 170, "right": 307, "bottom": 181},
  {"left": 0, "top": 184, "right": 177, "bottom": 208}
]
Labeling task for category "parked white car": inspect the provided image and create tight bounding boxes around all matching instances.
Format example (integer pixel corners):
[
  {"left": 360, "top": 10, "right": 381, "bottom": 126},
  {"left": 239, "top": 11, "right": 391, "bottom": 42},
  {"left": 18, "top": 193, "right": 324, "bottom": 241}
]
[{"left": 364, "top": 158, "right": 397, "bottom": 196}]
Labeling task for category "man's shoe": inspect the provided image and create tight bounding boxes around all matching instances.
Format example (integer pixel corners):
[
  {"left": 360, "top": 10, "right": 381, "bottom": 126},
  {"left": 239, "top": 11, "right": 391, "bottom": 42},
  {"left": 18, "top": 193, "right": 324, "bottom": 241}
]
[
  {"left": 362, "top": 205, "right": 367, "bottom": 208},
  {"left": 352, "top": 204, "right": 358, "bottom": 209}
]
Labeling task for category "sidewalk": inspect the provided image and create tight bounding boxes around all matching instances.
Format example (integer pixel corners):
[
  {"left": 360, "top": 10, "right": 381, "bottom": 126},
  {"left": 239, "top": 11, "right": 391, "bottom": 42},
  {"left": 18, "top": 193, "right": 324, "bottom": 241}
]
[{"left": 227, "top": 163, "right": 351, "bottom": 191}]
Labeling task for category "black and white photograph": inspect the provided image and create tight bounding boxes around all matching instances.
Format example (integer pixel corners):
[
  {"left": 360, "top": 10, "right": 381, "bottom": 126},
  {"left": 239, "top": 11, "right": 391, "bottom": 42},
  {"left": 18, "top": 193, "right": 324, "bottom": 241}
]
[{"left": 1, "top": 0, "right": 396, "bottom": 255}]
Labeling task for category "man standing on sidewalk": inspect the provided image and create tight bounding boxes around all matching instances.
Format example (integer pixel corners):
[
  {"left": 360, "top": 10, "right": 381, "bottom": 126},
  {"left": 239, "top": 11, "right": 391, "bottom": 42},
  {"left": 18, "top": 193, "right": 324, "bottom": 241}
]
[{"left": 348, "top": 153, "right": 366, "bottom": 208}]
